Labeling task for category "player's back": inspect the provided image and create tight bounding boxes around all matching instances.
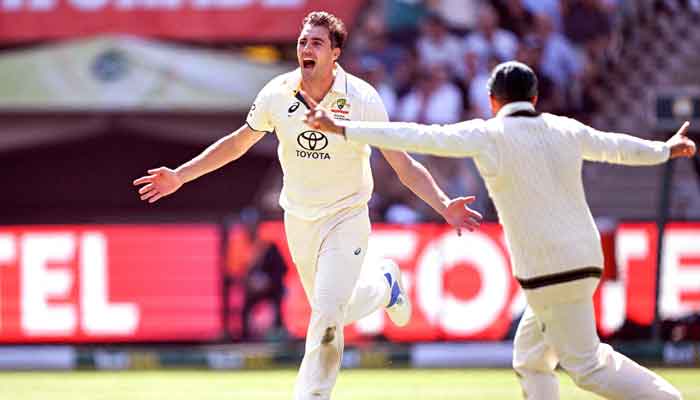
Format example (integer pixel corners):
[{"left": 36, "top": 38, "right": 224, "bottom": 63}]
[{"left": 479, "top": 113, "right": 603, "bottom": 280}]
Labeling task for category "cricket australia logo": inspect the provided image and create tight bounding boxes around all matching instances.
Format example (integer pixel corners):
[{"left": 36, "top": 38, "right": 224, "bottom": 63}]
[
  {"left": 296, "top": 130, "right": 331, "bottom": 160},
  {"left": 331, "top": 98, "right": 350, "bottom": 119}
]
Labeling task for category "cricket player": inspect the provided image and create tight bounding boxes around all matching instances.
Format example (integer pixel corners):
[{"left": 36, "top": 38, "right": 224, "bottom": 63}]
[
  {"left": 302, "top": 61, "right": 696, "bottom": 399},
  {"left": 133, "top": 11, "right": 481, "bottom": 400}
]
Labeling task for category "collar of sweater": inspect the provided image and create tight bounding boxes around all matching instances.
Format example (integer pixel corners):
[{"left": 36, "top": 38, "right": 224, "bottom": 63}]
[{"left": 496, "top": 101, "right": 536, "bottom": 118}]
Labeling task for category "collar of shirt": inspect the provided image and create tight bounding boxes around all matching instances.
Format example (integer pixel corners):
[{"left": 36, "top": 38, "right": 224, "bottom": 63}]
[
  {"left": 496, "top": 101, "right": 536, "bottom": 118},
  {"left": 286, "top": 63, "right": 348, "bottom": 96}
]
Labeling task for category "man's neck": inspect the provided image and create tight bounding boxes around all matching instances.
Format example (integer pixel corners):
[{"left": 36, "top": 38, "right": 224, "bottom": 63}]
[
  {"left": 495, "top": 101, "right": 536, "bottom": 117},
  {"left": 301, "top": 68, "right": 336, "bottom": 103}
]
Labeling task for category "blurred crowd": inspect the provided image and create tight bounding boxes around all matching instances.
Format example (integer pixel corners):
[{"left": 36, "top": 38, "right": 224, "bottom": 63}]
[{"left": 340, "top": 0, "right": 619, "bottom": 223}]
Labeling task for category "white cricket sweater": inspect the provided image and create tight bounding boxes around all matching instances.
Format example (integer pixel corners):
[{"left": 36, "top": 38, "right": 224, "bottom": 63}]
[{"left": 342, "top": 102, "right": 670, "bottom": 281}]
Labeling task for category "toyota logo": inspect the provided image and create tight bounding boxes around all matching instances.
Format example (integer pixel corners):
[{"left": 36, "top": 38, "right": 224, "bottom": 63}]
[{"left": 297, "top": 130, "right": 328, "bottom": 151}]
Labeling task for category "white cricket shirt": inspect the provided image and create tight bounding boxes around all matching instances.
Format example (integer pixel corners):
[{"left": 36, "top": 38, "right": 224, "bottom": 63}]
[
  {"left": 246, "top": 65, "right": 388, "bottom": 220},
  {"left": 341, "top": 101, "right": 670, "bottom": 280}
]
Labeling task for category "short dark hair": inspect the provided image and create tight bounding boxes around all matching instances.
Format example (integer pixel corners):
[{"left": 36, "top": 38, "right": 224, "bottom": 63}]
[
  {"left": 487, "top": 61, "right": 538, "bottom": 103},
  {"left": 302, "top": 11, "right": 347, "bottom": 50}
]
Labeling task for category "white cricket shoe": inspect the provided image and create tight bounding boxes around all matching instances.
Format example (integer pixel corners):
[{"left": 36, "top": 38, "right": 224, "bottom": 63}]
[{"left": 380, "top": 260, "right": 412, "bottom": 327}]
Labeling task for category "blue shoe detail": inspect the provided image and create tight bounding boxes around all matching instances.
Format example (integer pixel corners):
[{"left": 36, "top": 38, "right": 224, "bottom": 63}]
[
  {"left": 386, "top": 274, "right": 401, "bottom": 308},
  {"left": 381, "top": 261, "right": 411, "bottom": 326}
]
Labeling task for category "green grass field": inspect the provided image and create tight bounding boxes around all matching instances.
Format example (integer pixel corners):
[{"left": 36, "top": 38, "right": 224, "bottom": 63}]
[{"left": 1, "top": 368, "right": 698, "bottom": 399}]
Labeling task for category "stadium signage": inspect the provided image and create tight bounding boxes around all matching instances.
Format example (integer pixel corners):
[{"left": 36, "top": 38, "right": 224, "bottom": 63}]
[
  {"left": 0, "top": 0, "right": 363, "bottom": 41},
  {"left": 251, "top": 222, "right": 700, "bottom": 342},
  {"left": 0, "top": 225, "right": 221, "bottom": 343},
  {"left": 4, "top": 0, "right": 304, "bottom": 11},
  {"left": 0, "top": 222, "right": 697, "bottom": 344}
]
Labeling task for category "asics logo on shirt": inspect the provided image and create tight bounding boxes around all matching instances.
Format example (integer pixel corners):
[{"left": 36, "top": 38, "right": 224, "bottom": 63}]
[{"left": 296, "top": 130, "right": 331, "bottom": 160}]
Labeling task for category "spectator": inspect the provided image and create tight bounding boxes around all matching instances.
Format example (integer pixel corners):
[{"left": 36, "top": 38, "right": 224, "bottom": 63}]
[
  {"left": 391, "top": 46, "right": 421, "bottom": 100},
  {"left": 516, "top": 35, "right": 563, "bottom": 112},
  {"left": 239, "top": 209, "right": 288, "bottom": 341},
  {"left": 563, "top": 0, "right": 613, "bottom": 47},
  {"left": 426, "top": 0, "right": 480, "bottom": 34},
  {"left": 531, "top": 13, "right": 586, "bottom": 98},
  {"left": 462, "top": 3, "right": 519, "bottom": 77},
  {"left": 396, "top": 63, "right": 463, "bottom": 125},
  {"left": 416, "top": 12, "right": 464, "bottom": 77},
  {"left": 382, "top": 0, "right": 430, "bottom": 40},
  {"left": 354, "top": 11, "right": 409, "bottom": 78},
  {"left": 494, "top": 0, "right": 536, "bottom": 37},
  {"left": 468, "top": 55, "right": 503, "bottom": 119},
  {"left": 357, "top": 56, "right": 398, "bottom": 120},
  {"left": 521, "top": 0, "right": 563, "bottom": 31}
]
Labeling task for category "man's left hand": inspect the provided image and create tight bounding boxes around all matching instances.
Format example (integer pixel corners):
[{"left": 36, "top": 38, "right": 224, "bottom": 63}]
[
  {"left": 442, "top": 196, "right": 483, "bottom": 236},
  {"left": 668, "top": 121, "right": 696, "bottom": 159}
]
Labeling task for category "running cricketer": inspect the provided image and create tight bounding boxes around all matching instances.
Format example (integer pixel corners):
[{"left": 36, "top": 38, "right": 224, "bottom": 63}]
[
  {"left": 302, "top": 61, "right": 696, "bottom": 400},
  {"left": 133, "top": 11, "right": 482, "bottom": 400}
]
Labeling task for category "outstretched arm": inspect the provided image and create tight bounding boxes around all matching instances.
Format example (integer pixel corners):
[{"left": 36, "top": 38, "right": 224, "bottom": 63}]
[
  {"left": 133, "top": 125, "right": 265, "bottom": 203},
  {"left": 381, "top": 149, "right": 482, "bottom": 234},
  {"left": 579, "top": 121, "right": 695, "bottom": 165},
  {"left": 342, "top": 119, "right": 489, "bottom": 158},
  {"left": 301, "top": 90, "right": 490, "bottom": 158}
]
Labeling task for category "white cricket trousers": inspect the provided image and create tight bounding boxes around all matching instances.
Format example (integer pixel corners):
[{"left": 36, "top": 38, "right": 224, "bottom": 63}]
[
  {"left": 513, "top": 277, "right": 682, "bottom": 400},
  {"left": 285, "top": 205, "right": 391, "bottom": 400}
]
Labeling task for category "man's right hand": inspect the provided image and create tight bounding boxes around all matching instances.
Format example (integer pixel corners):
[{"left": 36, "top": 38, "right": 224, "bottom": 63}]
[
  {"left": 667, "top": 121, "right": 696, "bottom": 159},
  {"left": 133, "top": 167, "right": 183, "bottom": 203}
]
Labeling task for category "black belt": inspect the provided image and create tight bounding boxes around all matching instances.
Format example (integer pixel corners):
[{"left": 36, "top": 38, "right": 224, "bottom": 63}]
[{"left": 517, "top": 267, "right": 602, "bottom": 290}]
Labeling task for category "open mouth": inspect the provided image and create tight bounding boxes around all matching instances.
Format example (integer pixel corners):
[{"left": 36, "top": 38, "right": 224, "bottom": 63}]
[{"left": 302, "top": 59, "right": 316, "bottom": 69}]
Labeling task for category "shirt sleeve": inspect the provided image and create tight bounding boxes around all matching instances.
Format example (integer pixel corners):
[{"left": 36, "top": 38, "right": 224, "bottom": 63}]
[
  {"left": 245, "top": 83, "right": 275, "bottom": 133},
  {"left": 574, "top": 120, "right": 670, "bottom": 165},
  {"left": 342, "top": 118, "right": 490, "bottom": 158}
]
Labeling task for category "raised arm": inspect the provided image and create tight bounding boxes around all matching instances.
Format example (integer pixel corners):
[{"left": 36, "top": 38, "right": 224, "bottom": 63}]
[{"left": 133, "top": 125, "right": 265, "bottom": 203}]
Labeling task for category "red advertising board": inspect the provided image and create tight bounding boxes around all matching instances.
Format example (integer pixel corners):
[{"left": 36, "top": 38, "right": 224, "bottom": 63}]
[
  {"left": 1, "top": 222, "right": 697, "bottom": 344},
  {"left": 251, "top": 222, "right": 700, "bottom": 342},
  {"left": 0, "top": 0, "right": 363, "bottom": 42},
  {"left": 0, "top": 225, "right": 222, "bottom": 343}
]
